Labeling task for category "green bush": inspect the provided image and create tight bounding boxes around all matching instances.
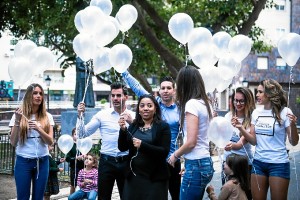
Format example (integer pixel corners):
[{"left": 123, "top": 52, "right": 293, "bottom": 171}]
[
  {"left": 297, "top": 97, "right": 300, "bottom": 104},
  {"left": 100, "top": 98, "right": 107, "bottom": 104}
]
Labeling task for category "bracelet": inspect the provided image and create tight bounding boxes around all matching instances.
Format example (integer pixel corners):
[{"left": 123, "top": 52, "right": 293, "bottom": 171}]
[
  {"left": 14, "top": 124, "right": 20, "bottom": 127},
  {"left": 173, "top": 152, "right": 180, "bottom": 159},
  {"left": 15, "top": 120, "right": 20, "bottom": 123}
]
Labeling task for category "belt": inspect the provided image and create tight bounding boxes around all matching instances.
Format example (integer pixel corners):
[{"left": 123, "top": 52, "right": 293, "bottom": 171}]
[{"left": 101, "top": 154, "right": 129, "bottom": 163}]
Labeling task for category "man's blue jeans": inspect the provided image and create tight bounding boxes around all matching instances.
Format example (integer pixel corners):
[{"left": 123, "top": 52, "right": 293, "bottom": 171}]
[
  {"left": 68, "top": 189, "right": 98, "bottom": 200},
  {"left": 180, "top": 157, "right": 214, "bottom": 200},
  {"left": 14, "top": 155, "right": 49, "bottom": 200}
]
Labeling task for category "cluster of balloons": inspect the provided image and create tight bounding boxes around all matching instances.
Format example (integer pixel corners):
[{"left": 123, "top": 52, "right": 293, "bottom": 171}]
[
  {"left": 8, "top": 40, "right": 54, "bottom": 87},
  {"left": 207, "top": 116, "right": 233, "bottom": 148},
  {"left": 168, "top": 13, "right": 252, "bottom": 93},
  {"left": 72, "top": 0, "right": 137, "bottom": 74},
  {"left": 57, "top": 134, "right": 93, "bottom": 155},
  {"left": 277, "top": 32, "right": 300, "bottom": 66}
]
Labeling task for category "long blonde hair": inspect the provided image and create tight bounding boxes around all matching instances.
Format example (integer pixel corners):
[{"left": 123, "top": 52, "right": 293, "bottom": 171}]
[{"left": 19, "top": 83, "right": 50, "bottom": 144}]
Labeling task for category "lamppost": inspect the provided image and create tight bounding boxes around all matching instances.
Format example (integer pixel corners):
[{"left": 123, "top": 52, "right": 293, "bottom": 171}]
[
  {"left": 242, "top": 78, "right": 249, "bottom": 88},
  {"left": 45, "top": 75, "right": 51, "bottom": 111}
]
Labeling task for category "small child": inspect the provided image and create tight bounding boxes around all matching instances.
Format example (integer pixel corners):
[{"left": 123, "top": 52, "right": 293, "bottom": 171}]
[
  {"left": 66, "top": 128, "right": 85, "bottom": 194},
  {"left": 206, "top": 154, "right": 249, "bottom": 200},
  {"left": 68, "top": 152, "right": 98, "bottom": 200},
  {"left": 44, "top": 144, "right": 65, "bottom": 200}
]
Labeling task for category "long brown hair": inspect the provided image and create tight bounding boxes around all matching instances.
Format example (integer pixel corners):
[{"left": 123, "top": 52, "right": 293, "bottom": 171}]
[
  {"left": 176, "top": 66, "right": 213, "bottom": 128},
  {"left": 19, "top": 83, "right": 50, "bottom": 144},
  {"left": 260, "top": 79, "right": 287, "bottom": 126}
]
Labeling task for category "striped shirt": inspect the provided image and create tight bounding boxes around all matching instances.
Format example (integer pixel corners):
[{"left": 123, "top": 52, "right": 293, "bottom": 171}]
[{"left": 77, "top": 168, "right": 98, "bottom": 192}]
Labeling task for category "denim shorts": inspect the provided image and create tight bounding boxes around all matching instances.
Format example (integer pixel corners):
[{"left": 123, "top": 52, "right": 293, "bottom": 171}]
[{"left": 252, "top": 159, "right": 290, "bottom": 179}]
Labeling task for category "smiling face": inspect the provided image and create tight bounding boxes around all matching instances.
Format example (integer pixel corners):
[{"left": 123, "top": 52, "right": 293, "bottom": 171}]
[
  {"left": 138, "top": 97, "right": 156, "bottom": 122},
  {"left": 32, "top": 86, "right": 43, "bottom": 107},
  {"left": 159, "top": 81, "right": 175, "bottom": 104},
  {"left": 233, "top": 92, "right": 245, "bottom": 113}
]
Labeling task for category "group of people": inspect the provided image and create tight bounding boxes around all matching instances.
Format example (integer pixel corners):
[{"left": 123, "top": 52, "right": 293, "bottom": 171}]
[{"left": 9, "top": 65, "right": 299, "bottom": 200}]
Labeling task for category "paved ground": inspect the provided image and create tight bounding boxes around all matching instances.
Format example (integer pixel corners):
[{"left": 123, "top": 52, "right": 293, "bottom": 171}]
[{"left": 2, "top": 142, "right": 300, "bottom": 200}]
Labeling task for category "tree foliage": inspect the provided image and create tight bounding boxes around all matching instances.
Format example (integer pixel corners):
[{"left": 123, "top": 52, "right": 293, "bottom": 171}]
[{"left": 0, "top": 0, "right": 273, "bottom": 90}]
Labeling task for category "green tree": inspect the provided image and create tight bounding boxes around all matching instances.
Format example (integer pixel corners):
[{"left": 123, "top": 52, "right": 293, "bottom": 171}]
[{"left": 0, "top": 0, "right": 273, "bottom": 91}]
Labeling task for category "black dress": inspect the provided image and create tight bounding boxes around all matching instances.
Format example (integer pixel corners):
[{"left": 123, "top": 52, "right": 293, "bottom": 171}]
[{"left": 118, "top": 122, "right": 171, "bottom": 200}]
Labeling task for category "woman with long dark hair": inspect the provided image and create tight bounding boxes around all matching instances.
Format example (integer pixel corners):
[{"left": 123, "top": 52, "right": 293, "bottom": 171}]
[
  {"left": 118, "top": 94, "right": 171, "bottom": 200},
  {"left": 168, "top": 66, "right": 214, "bottom": 199}
]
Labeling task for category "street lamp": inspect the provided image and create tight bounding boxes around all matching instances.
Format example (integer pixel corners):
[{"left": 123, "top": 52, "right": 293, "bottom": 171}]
[
  {"left": 242, "top": 78, "right": 249, "bottom": 88},
  {"left": 45, "top": 75, "right": 51, "bottom": 111}
]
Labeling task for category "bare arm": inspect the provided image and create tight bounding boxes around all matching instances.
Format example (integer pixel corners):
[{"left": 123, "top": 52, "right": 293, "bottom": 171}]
[
  {"left": 232, "top": 116, "right": 256, "bottom": 145},
  {"left": 286, "top": 113, "right": 299, "bottom": 146},
  {"left": 168, "top": 112, "right": 198, "bottom": 166}
]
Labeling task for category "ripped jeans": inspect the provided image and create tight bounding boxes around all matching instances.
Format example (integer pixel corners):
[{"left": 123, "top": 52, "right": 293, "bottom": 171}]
[{"left": 180, "top": 157, "right": 214, "bottom": 200}]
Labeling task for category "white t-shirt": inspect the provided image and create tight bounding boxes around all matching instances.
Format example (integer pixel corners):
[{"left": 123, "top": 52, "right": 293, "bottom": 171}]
[
  {"left": 183, "top": 99, "right": 212, "bottom": 160},
  {"left": 9, "top": 113, "right": 54, "bottom": 158},
  {"left": 251, "top": 107, "right": 291, "bottom": 163},
  {"left": 223, "top": 112, "right": 254, "bottom": 164}
]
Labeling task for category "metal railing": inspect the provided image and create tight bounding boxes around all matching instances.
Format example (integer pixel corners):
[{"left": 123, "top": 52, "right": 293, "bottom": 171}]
[{"left": 0, "top": 127, "right": 101, "bottom": 183}]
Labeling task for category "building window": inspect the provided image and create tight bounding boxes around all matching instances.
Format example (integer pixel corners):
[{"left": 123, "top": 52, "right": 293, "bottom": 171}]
[
  {"left": 275, "top": 0, "right": 286, "bottom": 11},
  {"left": 257, "top": 57, "right": 268, "bottom": 69},
  {"left": 276, "top": 57, "right": 286, "bottom": 70}
]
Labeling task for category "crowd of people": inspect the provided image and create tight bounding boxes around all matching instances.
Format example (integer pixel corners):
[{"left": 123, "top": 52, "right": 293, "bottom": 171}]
[{"left": 9, "top": 66, "right": 299, "bottom": 200}]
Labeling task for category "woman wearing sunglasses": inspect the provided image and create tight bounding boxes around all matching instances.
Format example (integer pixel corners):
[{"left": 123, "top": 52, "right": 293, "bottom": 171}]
[
  {"left": 223, "top": 87, "right": 255, "bottom": 199},
  {"left": 118, "top": 94, "right": 171, "bottom": 200}
]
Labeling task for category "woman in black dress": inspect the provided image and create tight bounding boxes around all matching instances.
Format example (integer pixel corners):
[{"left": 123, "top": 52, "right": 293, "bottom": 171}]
[{"left": 118, "top": 94, "right": 171, "bottom": 200}]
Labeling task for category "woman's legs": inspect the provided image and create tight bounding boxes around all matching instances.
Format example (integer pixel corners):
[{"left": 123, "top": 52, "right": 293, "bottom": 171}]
[
  {"left": 32, "top": 156, "right": 49, "bottom": 200},
  {"left": 251, "top": 174, "right": 269, "bottom": 200},
  {"left": 14, "top": 156, "right": 36, "bottom": 200},
  {"left": 269, "top": 176, "right": 289, "bottom": 200}
]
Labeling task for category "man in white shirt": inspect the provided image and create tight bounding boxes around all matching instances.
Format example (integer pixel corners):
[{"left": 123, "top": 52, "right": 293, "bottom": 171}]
[{"left": 77, "top": 82, "right": 135, "bottom": 200}]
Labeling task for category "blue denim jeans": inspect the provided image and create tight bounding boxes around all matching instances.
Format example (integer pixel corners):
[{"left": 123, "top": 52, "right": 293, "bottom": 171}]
[
  {"left": 14, "top": 155, "right": 49, "bottom": 200},
  {"left": 180, "top": 157, "right": 214, "bottom": 200},
  {"left": 68, "top": 189, "right": 98, "bottom": 200}
]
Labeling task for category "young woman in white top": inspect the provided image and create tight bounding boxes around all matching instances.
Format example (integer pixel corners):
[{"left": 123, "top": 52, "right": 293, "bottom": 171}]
[
  {"left": 168, "top": 65, "right": 214, "bottom": 199},
  {"left": 233, "top": 79, "right": 299, "bottom": 200},
  {"left": 9, "top": 83, "right": 54, "bottom": 200}
]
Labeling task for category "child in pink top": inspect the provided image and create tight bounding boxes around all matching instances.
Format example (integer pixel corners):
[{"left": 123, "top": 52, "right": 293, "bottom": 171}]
[{"left": 68, "top": 153, "right": 98, "bottom": 200}]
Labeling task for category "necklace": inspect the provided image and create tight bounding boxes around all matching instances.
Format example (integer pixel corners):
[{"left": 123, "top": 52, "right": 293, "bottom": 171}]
[{"left": 139, "top": 125, "right": 152, "bottom": 132}]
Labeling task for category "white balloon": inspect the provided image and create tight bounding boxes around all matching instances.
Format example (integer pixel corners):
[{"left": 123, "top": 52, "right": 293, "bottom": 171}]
[
  {"left": 94, "top": 19, "right": 118, "bottom": 47},
  {"left": 188, "top": 27, "right": 212, "bottom": 56},
  {"left": 228, "top": 34, "right": 252, "bottom": 62},
  {"left": 208, "top": 116, "right": 233, "bottom": 148},
  {"left": 218, "top": 53, "right": 239, "bottom": 80},
  {"left": 216, "top": 77, "right": 233, "bottom": 93},
  {"left": 93, "top": 47, "right": 112, "bottom": 74},
  {"left": 80, "top": 6, "right": 104, "bottom": 32},
  {"left": 199, "top": 67, "right": 221, "bottom": 93},
  {"left": 29, "top": 46, "right": 54, "bottom": 75},
  {"left": 168, "top": 13, "right": 194, "bottom": 44},
  {"left": 212, "top": 31, "right": 231, "bottom": 58},
  {"left": 116, "top": 4, "right": 138, "bottom": 32},
  {"left": 90, "top": 0, "right": 113, "bottom": 16},
  {"left": 109, "top": 44, "right": 132, "bottom": 73},
  {"left": 8, "top": 57, "right": 33, "bottom": 87},
  {"left": 77, "top": 137, "right": 93, "bottom": 155},
  {"left": 14, "top": 40, "right": 37, "bottom": 58},
  {"left": 277, "top": 33, "right": 300, "bottom": 66},
  {"left": 57, "top": 134, "right": 74, "bottom": 155},
  {"left": 73, "top": 33, "right": 96, "bottom": 61},
  {"left": 74, "top": 10, "right": 85, "bottom": 33}
]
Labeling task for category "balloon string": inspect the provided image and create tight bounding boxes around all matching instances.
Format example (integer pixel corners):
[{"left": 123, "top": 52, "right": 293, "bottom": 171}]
[
  {"left": 287, "top": 66, "right": 294, "bottom": 108},
  {"left": 81, "top": 60, "right": 92, "bottom": 103},
  {"left": 184, "top": 44, "right": 189, "bottom": 67}
]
